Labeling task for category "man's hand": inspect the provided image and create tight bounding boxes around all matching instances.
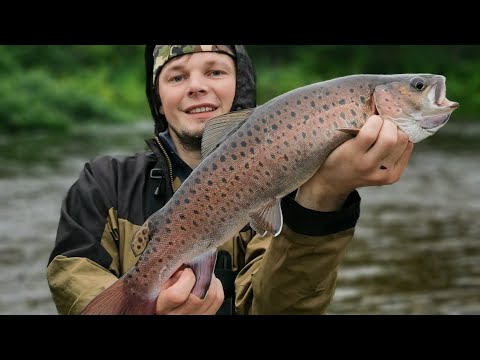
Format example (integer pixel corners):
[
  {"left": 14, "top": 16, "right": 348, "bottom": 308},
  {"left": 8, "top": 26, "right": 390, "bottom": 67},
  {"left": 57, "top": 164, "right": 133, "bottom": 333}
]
[
  {"left": 155, "top": 267, "right": 224, "bottom": 315},
  {"left": 295, "top": 115, "right": 414, "bottom": 212}
]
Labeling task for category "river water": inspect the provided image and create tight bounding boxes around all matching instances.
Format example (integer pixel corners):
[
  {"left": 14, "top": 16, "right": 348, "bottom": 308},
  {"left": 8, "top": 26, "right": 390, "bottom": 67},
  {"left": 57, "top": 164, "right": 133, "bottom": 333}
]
[{"left": 1, "top": 121, "right": 478, "bottom": 315}]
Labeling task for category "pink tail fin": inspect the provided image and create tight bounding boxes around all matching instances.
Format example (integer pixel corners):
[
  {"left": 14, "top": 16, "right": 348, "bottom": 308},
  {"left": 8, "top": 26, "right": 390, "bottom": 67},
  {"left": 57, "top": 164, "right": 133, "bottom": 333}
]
[{"left": 81, "top": 280, "right": 156, "bottom": 315}]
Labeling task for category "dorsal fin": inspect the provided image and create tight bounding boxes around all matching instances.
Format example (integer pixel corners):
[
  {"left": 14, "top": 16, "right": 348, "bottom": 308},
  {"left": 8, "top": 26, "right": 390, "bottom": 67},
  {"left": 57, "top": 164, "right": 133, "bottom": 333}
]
[{"left": 201, "top": 108, "right": 255, "bottom": 159}]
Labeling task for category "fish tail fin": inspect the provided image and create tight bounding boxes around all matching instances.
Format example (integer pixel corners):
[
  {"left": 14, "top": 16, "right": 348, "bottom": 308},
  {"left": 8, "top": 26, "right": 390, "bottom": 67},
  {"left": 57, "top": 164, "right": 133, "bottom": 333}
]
[{"left": 81, "top": 280, "right": 156, "bottom": 315}]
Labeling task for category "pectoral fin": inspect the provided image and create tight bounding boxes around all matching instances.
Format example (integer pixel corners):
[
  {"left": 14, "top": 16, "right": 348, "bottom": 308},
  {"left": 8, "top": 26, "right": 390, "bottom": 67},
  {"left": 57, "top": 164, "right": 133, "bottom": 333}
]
[
  {"left": 249, "top": 198, "right": 283, "bottom": 237},
  {"left": 336, "top": 127, "right": 361, "bottom": 136},
  {"left": 185, "top": 248, "right": 218, "bottom": 299}
]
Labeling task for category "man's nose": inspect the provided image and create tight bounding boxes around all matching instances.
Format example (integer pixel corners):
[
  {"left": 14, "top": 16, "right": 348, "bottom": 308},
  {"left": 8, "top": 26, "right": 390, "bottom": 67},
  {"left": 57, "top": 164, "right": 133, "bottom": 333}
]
[{"left": 187, "top": 74, "right": 208, "bottom": 97}]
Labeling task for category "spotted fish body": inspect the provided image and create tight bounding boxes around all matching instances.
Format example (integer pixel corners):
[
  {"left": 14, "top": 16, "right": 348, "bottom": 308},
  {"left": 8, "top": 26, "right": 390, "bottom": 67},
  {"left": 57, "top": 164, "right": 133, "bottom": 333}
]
[{"left": 82, "top": 74, "right": 458, "bottom": 314}]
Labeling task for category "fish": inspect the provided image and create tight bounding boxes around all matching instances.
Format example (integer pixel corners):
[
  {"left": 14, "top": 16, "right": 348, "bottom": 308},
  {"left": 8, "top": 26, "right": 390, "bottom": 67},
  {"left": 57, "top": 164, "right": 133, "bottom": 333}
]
[{"left": 82, "top": 74, "right": 458, "bottom": 314}]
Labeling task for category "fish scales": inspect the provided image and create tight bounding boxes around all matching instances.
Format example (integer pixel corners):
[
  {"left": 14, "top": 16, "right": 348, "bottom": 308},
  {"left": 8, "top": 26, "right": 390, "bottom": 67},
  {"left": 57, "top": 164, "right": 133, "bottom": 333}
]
[{"left": 82, "top": 74, "right": 458, "bottom": 314}]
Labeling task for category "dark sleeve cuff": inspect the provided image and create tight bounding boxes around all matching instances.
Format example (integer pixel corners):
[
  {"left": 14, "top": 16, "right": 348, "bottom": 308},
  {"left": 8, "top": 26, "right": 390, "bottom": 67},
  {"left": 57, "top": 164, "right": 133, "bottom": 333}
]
[{"left": 281, "top": 190, "right": 361, "bottom": 236}]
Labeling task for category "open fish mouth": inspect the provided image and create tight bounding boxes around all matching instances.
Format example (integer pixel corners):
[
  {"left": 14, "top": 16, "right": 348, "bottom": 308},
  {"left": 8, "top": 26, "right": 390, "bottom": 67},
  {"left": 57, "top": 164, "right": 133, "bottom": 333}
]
[{"left": 420, "top": 113, "right": 451, "bottom": 130}]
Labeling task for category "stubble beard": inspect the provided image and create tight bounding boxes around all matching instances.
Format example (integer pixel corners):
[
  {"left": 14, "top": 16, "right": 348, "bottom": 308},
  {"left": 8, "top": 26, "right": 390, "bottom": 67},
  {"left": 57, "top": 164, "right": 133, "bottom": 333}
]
[{"left": 169, "top": 126, "right": 203, "bottom": 152}]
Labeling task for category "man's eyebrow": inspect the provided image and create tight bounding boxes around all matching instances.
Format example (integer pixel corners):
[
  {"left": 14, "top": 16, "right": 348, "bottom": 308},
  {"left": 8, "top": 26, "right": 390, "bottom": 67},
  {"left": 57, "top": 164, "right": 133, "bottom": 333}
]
[{"left": 164, "top": 59, "right": 232, "bottom": 72}]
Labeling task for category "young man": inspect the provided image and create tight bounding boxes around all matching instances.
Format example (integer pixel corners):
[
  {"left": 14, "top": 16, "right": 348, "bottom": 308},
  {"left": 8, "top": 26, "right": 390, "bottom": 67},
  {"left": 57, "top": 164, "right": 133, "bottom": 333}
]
[{"left": 47, "top": 45, "right": 413, "bottom": 315}]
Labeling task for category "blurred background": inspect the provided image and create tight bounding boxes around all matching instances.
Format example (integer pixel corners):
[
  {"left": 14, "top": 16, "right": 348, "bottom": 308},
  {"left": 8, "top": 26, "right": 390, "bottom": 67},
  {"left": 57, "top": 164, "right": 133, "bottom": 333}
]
[{"left": 0, "top": 45, "right": 478, "bottom": 315}]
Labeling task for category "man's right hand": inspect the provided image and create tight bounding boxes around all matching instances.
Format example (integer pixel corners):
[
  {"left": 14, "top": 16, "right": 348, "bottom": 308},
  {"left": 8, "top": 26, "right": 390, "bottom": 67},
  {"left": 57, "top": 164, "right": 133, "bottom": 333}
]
[{"left": 155, "top": 267, "right": 224, "bottom": 315}]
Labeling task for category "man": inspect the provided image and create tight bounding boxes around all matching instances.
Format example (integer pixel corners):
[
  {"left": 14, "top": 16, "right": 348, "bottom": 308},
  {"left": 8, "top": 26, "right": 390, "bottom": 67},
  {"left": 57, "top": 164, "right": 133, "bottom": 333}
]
[{"left": 47, "top": 45, "right": 412, "bottom": 314}]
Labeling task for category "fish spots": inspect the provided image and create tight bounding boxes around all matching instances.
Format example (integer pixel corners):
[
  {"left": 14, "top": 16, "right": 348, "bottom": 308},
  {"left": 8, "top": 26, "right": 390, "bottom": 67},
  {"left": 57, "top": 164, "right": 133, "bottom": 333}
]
[
  {"left": 212, "top": 163, "right": 218, "bottom": 171},
  {"left": 261, "top": 118, "right": 267, "bottom": 124},
  {"left": 312, "top": 129, "right": 317, "bottom": 136},
  {"left": 340, "top": 112, "right": 346, "bottom": 119},
  {"left": 265, "top": 170, "right": 271, "bottom": 176},
  {"left": 180, "top": 226, "right": 186, "bottom": 231},
  {"left": 231, "top": 142, "right": 237, "bottom": 148},
  {"left": 220, "top": 155, "right": 226, "bottom": 162},
  {"left": 247, "top": 130, "right": 253, "bottom": 136},
  {"left": 166, "top": 227, "right": 171, "bottom": 233},
  {"left": 231, "top": 154, "right": 238, "bottom": 160},
  {"left": 254, "top": 124, "right": 260, "bottom": 131},
  {"left": 194, "top": 178, "right": 201, "bottom": 184},
  {"left": 302, "top": 132, "right": 306, "bottom": 139},
  {"left": 276, "top": 110, "right": 281, "bottom": 115},
  {"left": 351, "top": 109, "right": 357, "bottom": 116},
  {"left": 245, "top": 163, "right": 250, "bottom": 169},
  {"left": 184, "top": 199, "right": 190, "bottom": 204},
  {"left": 310, "top": 101, "right": 316, "bottom": 107},
  {"left": 250, "top": 147, "right": 255, "bottom": 154},
  {"left": 238, "top": 131, "right": 244, "bottom": 137},
  {"left": 229, "top": 165, "right": 235, "bottom": 171},
  {"left": 304, "top": 96, "right": 308, "bottom": 99},
  {"left": 323, "top": 104, "right": 329, "bottom": 111},
  {"left": 222, "top": 177, "right": 227, "bottom": 183},
  {"left": 272, "top": 124, "right": 278, "bottom": 130},
  {"left": 349, "top": 88, "right": 354, "bottom": 93},
  {"left": 193, "top": 210, "right": 199, "bottom": 214},
  {"left": 179, "top": 214, "right": 185, "bottom": 219},
  {"left": 284, "top": 141, "right": 289, "bottom": 147},
  {"left": 318, "top": 117, "right": 324, "bottom": 124},
  {"left": 333, "top": 122, "right": 339, "bottom": 128},
  {"left": 284, "top": 154, "right": 289, "bottom": 161},
  {"left": 339, "top": 99, "right": 346, "bottom": 105},
  {"left": 166, "top": 218, "right": 171, "bottom": 224},
  {"left": 241, "top": 141, "right": 247, "bottom": 147},
  {"left": 360, "top": 96, "right": 366, "bottom": 104},
  {"left": 297, "top": 100, "right": 301, "bottom": 105},
  {"left": 282, "top": 165, "right": 288, "bottom": 171},
  {"left": 255, "top": 137, "right": 261, "bottom": 144}
]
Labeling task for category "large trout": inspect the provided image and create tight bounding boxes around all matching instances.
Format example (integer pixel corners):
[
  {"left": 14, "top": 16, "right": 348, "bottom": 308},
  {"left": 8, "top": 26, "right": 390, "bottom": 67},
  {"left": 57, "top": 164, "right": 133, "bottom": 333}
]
[{"left": 82, "top": 74, "right": 458, "bottom": 314}]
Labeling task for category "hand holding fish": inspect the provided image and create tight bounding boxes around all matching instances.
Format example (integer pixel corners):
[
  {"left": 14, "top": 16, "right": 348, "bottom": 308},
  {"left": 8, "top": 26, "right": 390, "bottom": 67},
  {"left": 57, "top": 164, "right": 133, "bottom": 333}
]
[
  {"left": 155, "top": 268, "right": 224, "bottom": 315},
  {"left": 295, "top": 115, "right": 414, "bottom": 212}
]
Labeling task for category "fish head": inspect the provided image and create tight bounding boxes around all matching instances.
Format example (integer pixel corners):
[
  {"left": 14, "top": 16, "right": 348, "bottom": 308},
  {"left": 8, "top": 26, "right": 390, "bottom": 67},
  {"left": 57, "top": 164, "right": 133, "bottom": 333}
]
[{"left": 373, "top": 74, "right": 459, "bottom": 143}]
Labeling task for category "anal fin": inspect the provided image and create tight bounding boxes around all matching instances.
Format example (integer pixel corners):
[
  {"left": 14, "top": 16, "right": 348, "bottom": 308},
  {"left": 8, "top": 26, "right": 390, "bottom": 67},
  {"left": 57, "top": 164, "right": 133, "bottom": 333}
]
[{"left": 185, "top": 248, "right": 218, "bottom": 299}]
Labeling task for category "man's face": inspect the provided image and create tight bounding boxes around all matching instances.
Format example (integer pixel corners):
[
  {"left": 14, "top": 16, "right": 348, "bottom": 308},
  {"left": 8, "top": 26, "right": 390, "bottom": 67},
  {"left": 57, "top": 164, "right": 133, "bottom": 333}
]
[{"left": 158, "top": 52, "right": 236, "bottom": 147}]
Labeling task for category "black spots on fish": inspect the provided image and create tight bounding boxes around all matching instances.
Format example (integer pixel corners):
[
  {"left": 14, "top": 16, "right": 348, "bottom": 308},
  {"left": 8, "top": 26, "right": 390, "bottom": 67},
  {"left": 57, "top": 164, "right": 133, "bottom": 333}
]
[
  {"left": 317, "top": 95, "right": 323, "bottom": 100},
  {"left": 222, "top": 177, "right": 227, "bottom": 183},
  {"left": 254, "top": 124, "right": 260, "bottom": 131},
  {"left": 208, "top": 204, "right": 213, "bottom": 211},
  {"left": 238, "top": 131, "right": 244, "bottom": 137},
  {"left": 245, "top": 163, "right": 250, "bottom": 169},
  {"left": 179, "top": 189, "right": 185, "bottom": 196},
  {"left": 326, "top": 130, "right": 331, "bottom": 137},
  {"left": 240, "top": 141, "right": 247, "bottom": 148},
  {"left": 296, "top": 99, "right": 301, "bottom": 105},
  {"left": 179, "top": 214, "right": 185, "bottom": 219},
  {"left": 396, "top": 108, "right": 401, "bottom": 113},
  {"left": 284, "top": 154, "right": 289, "bottom": 162},
  {"left": 284, "top": 141, "right": 289, "bottom": 147},
  {"left": 231, "top": 142, "right": 237, "bottom": 148},
  {"left": 302, "top": 132, "right": 306, "bottom": 139},
  {"left": 283, "top": 108, "right": 288, "bottom": 113},
  {"left": 189, "top": 189, "right": 197, "bottom": 196},
  {"left": 272, "top": 124, "right": 278, "bottom": 130},
  {"left": 360, "top": 96, "right": 366, "bottom": 104},
  {"left": 193, "top": 210, "right": 199, "bottom": 215},
  {"left": 231, "top": 154, "right": 238, "bottom": 160},
  {"left": 309, "top": 142, "right": 314, "bottom": 148},
  {"left": 293, "top": 135, "right": 297, "bottom": 141},
  {"left": 284, "top": 101, "right": 289, "bottom": 105},
  {"left": 255, "top": 137, "right": 261, "bottom": 144},
  {"left": 359, "top": 85, "right": 363, "bottom": 89},
  {"left": 246, "top": 123, "right": 251, "bottom": 128},
  {"left": 340, "top": 112, "right": 346, "bottom": 119},
  {"left": 182, "top": 240, "right": 186, "bottom": 245},
  {"left": 265, "top": 170, "right": 271, "bottom": 176},
  {"left": 262, "top": 118, "right": 267, "bottom": 124},
  {"left": 205, "top": 195, "right": 210, "bottom": 201},
  {"left": 323, "top": 104, "right": 329, "bottom": 111},
  {"left": 269, "top": 113, "right": 274, "bottom": 118},
  {"left": 249, "top": 187, "right": 254, "bottom": 193},
  {"left": 247, "top": 130, "right": 253, "bottom": 136},
  {"left": 310, "top": 101, "right": 316, "bottom": 108},
  {"left": 193, "top": 220, "right": 199, "bottom": 227},
  {"left": 331, "top": 101, "right": 336, "bottom": 107},
  {"left": 235, "top": 175, "right": 240, "bottom": 181},
  {"left": 221, "top": 193, "right": 227, "bottom": 198},
  {"left": 220, "top": 217, "right": 226, "bottom": 223},
  {"left": 282, "top": 165, "right": 288, "bottom": 171},
  {"left": 235, "top": 192, "right": 241, "bottom": 199},
  {"left": 174, "top": 200, "right": 180, "bottom": 206},
  {"left": 271, "top": 154, "right": 276, "bottom": 160},
  {"left": 180, "top": 226, "right": 186, "bottom": 231},
  {"left": 339, "top": 99, "right": 346, "bottom": 105},
  {"left": 220, "top": 155, "right": 226, "bottom": 162},
  {"left": 296, "top": 149, "right": 302, "bottom": 156},
  {"left": 166, "top": 218, "right": 172, "bottom": 224},
  {"left": 184, "top": 199, "right": 190, "bottom": 204},
  {"left": 351, "top": 109, "right": 357, "bottom": 116},
  {"left": 333, "top": 122, "right": 339, "bottom": 128},
  {"left": 194, "top": 178, "right": 201, "bottom": 184},
  {"left": 202, "top": 166, "right": 208, "bottom": 172},
  {"left": 250, "top": 147, "right": 255, "bottom": 154},
  {"left": 211, "top": 163, "right": 218, "bottom": 171},
  {"left": 318, "top": 117, "right": 324, "bottom": 124},
  {"left": 221, "top": 206, "right": 227, "bottom": 212},
  {"left": 136, "top": 245, "right": 141, "bottom": 251},
  {"left": 229, "top": 165, "right": 235, "bottom": 171},
  {"left": 312, "top": 129, "right": 317, "bottom": 136},
  {"left": 349, "top": 88, "right": 354, "bottom": 93},
  {"left": 127, "top": 274, "right": 133, "bottom": 279},
  {"left": 168, "top": 241, "right": 173, "bottom": 245},
  {"left": 304, "top": 115, "right": 310, "bottom": 122},
  {"left": 263, "top": 128, "right": 268, "bottom": 133},
  {"left": 166, "top": 227, "right": 171, "bottom": 233}
]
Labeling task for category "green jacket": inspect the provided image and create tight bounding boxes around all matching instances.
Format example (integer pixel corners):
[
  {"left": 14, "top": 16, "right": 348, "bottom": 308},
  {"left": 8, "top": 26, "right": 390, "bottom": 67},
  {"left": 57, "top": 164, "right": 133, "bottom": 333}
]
[{"left": 47, "top": 135, "right": 360, "bottom": 315}]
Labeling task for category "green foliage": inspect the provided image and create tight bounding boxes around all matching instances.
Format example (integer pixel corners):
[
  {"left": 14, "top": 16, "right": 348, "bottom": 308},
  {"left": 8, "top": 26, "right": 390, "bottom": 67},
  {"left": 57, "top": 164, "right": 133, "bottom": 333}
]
[{"left": 0, "top": 45, "right": 478, "bottom": 133}]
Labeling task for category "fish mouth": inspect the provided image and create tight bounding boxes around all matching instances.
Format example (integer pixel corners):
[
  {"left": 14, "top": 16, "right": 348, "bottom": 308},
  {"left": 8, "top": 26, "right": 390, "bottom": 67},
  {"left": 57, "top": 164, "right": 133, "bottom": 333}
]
[{"left": 421, "top": 79, "right": 459, "bottom": 130}]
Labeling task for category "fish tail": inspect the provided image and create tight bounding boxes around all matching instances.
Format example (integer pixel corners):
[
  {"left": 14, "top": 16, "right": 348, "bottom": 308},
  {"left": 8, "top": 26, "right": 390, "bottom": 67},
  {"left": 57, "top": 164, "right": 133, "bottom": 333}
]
[{"left": 81, "top": 280, "right": 156, "bottom": 315}]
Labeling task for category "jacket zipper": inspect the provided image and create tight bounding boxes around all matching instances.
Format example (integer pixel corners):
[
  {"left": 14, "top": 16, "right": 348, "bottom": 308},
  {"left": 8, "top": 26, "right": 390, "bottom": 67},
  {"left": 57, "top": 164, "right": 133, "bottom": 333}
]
[{"left": 154, "top": 136, "right": 175, "bottom": 192}]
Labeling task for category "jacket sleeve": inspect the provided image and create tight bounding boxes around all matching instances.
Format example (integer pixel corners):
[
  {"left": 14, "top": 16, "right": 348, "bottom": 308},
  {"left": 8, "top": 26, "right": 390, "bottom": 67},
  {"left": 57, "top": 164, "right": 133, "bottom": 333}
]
[
  {"left": 46, "top": 157, "right": 121, "bottom": 315},
  {"left": 234, "top": 191, "right": 360, "bottom": 314}
]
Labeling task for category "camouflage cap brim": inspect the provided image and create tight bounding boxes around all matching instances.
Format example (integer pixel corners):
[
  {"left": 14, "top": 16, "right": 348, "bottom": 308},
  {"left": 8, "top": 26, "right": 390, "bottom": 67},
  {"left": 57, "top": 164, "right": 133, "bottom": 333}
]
[{"left": 152, "top": 45, "right": 236, "bottom": 85}]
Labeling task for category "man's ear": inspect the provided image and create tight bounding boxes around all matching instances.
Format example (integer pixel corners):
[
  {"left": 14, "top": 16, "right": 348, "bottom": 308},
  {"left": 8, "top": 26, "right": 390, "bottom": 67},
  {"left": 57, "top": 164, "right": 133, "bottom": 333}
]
[{"left": 159, "top": 105, "right": 164, "bottom": 115}]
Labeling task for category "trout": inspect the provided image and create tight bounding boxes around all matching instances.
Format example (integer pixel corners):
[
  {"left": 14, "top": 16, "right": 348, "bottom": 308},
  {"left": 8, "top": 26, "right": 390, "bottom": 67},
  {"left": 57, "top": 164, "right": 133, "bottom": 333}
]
[{"left": 82, "top": 74, "right": 458, "bottom": 314}]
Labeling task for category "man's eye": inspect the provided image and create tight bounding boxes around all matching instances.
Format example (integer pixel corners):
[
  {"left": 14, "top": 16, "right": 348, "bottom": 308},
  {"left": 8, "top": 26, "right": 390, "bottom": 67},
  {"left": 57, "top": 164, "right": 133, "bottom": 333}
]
[
  {"left": 210, "top": 70, "right": 223, "bottom": 76},
  {"left": 171, "top": 75, "right": 184, "bottom": 82}
]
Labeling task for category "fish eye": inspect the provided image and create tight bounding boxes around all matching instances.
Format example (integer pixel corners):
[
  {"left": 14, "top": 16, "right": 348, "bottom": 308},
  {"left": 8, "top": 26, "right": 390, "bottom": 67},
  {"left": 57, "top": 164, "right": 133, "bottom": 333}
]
[{"left": 410, "top": 77, "right": 426, "bottom": 91}]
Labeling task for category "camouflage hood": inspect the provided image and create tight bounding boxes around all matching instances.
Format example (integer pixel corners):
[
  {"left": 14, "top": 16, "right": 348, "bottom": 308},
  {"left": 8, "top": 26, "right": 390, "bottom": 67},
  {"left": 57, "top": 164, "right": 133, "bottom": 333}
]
[{"left": 145, "top": 45, "right": 257, "bottom": 134}]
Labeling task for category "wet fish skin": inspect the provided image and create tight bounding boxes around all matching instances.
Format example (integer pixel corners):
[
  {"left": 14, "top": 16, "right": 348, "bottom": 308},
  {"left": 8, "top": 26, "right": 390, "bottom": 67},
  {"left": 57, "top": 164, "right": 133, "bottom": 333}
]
[{"left": 82, "top": 74, "right": 458, "bottom": 314}]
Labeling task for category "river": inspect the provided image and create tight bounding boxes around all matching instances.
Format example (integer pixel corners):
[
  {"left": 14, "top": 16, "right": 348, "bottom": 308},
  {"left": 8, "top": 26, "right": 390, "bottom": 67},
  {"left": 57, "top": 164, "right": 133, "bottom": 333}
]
[{"left": 0, "top": 121, "right": 478, "bottom": 315}]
